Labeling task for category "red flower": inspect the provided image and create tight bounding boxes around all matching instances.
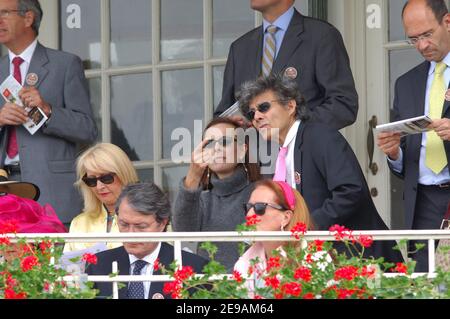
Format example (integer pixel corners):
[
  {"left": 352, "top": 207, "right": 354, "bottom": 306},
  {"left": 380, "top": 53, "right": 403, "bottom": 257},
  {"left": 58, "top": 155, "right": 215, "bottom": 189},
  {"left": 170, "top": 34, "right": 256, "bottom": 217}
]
[
  {"left": 274, "top": 292, "right": 284, "bottom": 299},
  {"left": 266, "top": 256, "right": 281, "bottom": 271},
  {"left": 0, "top": 220, "right": 18, "bottom": 234},
  {"left": 305, "top": 254, "right": 313, "bottom": 264},
  {"left": 233, "top": 270, "right": 243, "bottom": 283},
  {"left": 329, "top": 224, "right": 352, "bottom": 241},
  {"left": 290, "top": 222, "right": 307, "bottom": 239},
  {"left": 337, "top": 288, "right": 356, "bottom": 299},
  {"left": 0, "top": 236, "right": 10, "bottom": 245},
  {"left": 313, "top": 240, "right": 324, "bottom": 251},
  {"left": 253, "top": 295, "right": 263, "bottom": 299},
  {"left": 361, "top": 265, "right": 376, "bottom": 278},
  {"left": 303, "top": 292, "right": 315, "bottom": 299},
  {"left": 393, "top": 262, "right": 408, "bottom": 274},
  {"left": 43, "top": 282, "right": 51, "bottom": 292},
  {"left": 163, "top": 281, "right": 181, "bottom": 299},
  {"left": 264, "top": 275, "right": 280, "bottom": 289},
  {"left": 281, "top": 282, "right": 302, "bottom": 297},
  {"left": 20, "top": 255, "right": 39, "bottom": 272},
  {"left": 153, "top": 258, "right": 160, "bottom": 272},
  {"left": 357, "top": 235, "right": 374, "bottom": 248},
  {"left": 4, "top": 289, "right": 27, "bottom": 299},
  {"left": 334, "top": 266, "right": 359, "bottom": 281},
  {"left": 3, "top": 273, "right": 17, "bottom": 288},
  {"left": 174, "top": 266, "right": 195, "bottom": 281},
  {"left": 245, "top": 215, "right": 260, "bottom": 226},
  {"left": 294, "top": 266, "right": 312, "bottom": 282},
  {"left": 38, "top": 241, "right": 53, "bottom": 254},
  {"left": 82, "top": 253, "right": 97, "bottom": 265}
]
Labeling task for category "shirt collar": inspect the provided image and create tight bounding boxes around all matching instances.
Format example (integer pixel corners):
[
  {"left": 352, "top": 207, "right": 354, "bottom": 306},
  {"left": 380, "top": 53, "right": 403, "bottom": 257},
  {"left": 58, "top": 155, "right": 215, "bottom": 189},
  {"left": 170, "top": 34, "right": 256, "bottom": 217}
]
[
  {"left": 282, "top": 120, "right": 301, "bottom": 148},
  {"left": 9, "top": 39, "right": 38, "bottom": 65},
  {"left": 129, "top": 242, "right": 161, "bottom": 268},
  {"left": 428, "top": 51, "right": 450, "bottom": 75},
  {"left": 262, "top": 5, "right": 294, "bottom": 33}
]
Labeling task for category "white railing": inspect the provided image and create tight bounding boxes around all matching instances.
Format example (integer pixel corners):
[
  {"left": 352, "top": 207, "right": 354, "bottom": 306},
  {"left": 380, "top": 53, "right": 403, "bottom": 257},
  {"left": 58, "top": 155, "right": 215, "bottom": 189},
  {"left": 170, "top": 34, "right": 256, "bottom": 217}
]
[{"left": 8, "top": 230, "right": 450, "bottom": 299}]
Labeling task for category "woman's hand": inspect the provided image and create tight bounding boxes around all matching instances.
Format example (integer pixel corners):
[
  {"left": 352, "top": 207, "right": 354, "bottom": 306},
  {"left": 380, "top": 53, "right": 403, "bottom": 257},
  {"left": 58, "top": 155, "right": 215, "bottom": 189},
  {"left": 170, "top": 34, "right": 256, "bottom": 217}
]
[{"left": 184, "top": 139, "right": 212, "bottom": 189}]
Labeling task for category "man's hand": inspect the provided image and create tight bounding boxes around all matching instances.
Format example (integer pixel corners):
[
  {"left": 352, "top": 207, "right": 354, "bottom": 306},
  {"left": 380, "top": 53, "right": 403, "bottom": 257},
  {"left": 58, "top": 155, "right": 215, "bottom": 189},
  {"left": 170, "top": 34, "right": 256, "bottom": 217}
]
[
  {"left": 19, "top": 86, "right": 52, "bottom": 117},
  {"left": 376, "top": 131, "right": 401, "bottom": 160},
  {"left": 228, "top": 115, "right": 252, "bottom": 128},
  {"left": 0, "top": 102, "right": 28, "bottom": 126},
  {"left": 429, "top": 118, "right": 450, "bottom": 141}
]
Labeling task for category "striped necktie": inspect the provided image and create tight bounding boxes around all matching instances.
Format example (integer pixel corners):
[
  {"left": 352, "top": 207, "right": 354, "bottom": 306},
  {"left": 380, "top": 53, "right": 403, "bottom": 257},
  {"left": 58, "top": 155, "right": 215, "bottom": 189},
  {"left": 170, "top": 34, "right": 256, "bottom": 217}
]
[
  {"left": 262, "top": 25, "right": 278, "bottom": 77},
  {"left": 425, "top": 61, "right": 447, "bottom": 174}
]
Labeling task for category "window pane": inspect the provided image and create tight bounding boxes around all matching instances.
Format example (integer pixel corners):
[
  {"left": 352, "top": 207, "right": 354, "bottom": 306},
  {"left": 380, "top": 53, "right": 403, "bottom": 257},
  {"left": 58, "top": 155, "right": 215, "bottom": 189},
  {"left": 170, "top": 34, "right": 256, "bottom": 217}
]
[
  {"left": 60, "top": 0, "right": 101, "bottom": 69},
  {"left": 161, "top": 0, "right": 203, "bottom": 61},
  {"left": 161, "top": 69, "right": 204, "bottom": 159},
  {"left": 111, "top": 73, "right": 153, "bottom": 162},
  {"left": 110, "top": 0, "right": 152, "bottom": 67},
  {"left": 162, "top": 166, "right": 189, "bottom": 203},
  {"left": 213, "top": 65, "right": 225, "bottom": 108},
  {"left": 137, "top": 168, "right": 154, "bottom": 183},
  {"left": 212, "top": 0, "right": 254, "bottom": 57},
  {"left": 389, "top": 0, "right": 408, "bottom": 42},
  {"left": 87, "top": 77, "right": 102, "bottom": 142}
]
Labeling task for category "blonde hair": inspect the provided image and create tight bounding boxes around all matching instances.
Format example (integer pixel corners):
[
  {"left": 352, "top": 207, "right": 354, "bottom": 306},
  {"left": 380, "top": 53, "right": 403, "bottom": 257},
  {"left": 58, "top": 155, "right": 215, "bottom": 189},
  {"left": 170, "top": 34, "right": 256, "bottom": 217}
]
[{"left": 75, "top": 143, "right": 139, "bottom": 216}]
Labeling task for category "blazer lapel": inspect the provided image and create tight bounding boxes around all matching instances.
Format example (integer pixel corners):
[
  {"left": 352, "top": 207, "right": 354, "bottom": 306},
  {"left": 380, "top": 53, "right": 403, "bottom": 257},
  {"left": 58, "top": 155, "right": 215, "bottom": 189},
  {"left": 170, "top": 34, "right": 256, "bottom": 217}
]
[
  {"left": 26, "top": 43, "right": 49, "bottom": 88},
  {"left": 272, "top": 9, "right": 304, "bottom": 75},
  {"left": 412, "top": 61, "right": 429, "bottom": 117},
  {"left": 149, "top": 242, "right": 173, "bottom": 299},
  {"left": 294, "top": 122, "right": 306, "bottom": 193},
  {"left": 116, "top": 247, "right": 131, "bottom": 299},
  {"left": 249, "top": 27, "right": 263, "bottom": 78}
]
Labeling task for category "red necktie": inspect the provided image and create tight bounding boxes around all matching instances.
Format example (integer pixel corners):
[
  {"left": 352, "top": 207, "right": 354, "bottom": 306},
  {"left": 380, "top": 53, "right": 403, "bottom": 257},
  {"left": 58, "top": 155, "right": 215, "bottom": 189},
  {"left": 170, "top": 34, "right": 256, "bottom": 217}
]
[{"left": 6, "top": 56, "right": 24, "bottom": 159}]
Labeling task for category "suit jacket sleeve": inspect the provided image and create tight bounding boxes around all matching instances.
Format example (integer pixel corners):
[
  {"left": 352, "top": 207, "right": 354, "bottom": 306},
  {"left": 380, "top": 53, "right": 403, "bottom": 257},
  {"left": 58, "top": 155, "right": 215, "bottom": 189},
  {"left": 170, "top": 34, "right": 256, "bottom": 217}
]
[
  {"left": 310, "top": 27, "right": 358, "bottom": 129},
  {"left": 214, "top": 44, "right": 236, "bottom": 117},
  {"left": 310, "top": 129, "right": 368, "bottom": 228},
  {"left": 42, "top": 54, "right": 97, "bottom": 144}
]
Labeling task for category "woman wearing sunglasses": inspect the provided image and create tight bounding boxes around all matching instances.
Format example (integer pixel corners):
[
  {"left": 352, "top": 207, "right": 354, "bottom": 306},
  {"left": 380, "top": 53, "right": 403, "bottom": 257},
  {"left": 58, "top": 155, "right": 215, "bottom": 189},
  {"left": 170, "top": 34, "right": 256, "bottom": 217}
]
[
  {"left": 64, "top": 143, "right": 139, "bottom": 252},
  {"left": 234, "top": 180, "right": 316, "bottom": 294},
  {"left": 173, "top": 117, "right": 260, "bottom": 270}
]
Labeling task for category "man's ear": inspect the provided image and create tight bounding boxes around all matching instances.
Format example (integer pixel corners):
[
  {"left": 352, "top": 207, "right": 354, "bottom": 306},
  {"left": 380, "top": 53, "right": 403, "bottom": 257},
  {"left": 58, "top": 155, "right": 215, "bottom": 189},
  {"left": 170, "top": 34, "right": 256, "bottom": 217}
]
[
  {"left": 444, "top": 13, "right": 450, "bottom": 31},
  {"left": 24, "top": 11, "right": 35, "bottom": 29},
  {"left": 287, "top": 99, "right": 297, "bottom": 118}
]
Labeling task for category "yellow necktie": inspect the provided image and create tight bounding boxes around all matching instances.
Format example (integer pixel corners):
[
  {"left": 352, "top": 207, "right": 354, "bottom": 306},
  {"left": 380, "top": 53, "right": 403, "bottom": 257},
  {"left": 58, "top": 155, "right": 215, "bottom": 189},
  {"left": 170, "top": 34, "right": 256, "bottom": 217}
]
[{"left": 425, "top": 61, "right": 447, "bottom": 174}]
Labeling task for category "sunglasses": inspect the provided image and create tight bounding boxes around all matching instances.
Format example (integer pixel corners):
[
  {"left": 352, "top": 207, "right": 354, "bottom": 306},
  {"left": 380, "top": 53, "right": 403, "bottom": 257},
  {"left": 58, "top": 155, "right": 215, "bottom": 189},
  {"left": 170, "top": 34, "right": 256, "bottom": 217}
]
[
  {"left": 244, "top": 202, "right": 288, "bottom": 216},
  {"left": 204, "top": 136, "right": 237, "bottom": 150},
  {"left": 82, "top": 173, "right": 116, "bottom": 187},
  {"left": 245, "top": 100, "right": 286, "bottom": 121}
]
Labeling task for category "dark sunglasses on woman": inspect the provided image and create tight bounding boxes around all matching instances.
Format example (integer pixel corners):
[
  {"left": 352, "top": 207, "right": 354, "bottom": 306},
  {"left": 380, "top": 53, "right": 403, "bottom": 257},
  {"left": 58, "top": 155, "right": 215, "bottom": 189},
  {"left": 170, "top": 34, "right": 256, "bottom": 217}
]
[
  {"left": 203, "top": 136, "right": 237, "bottom": 150},
  {"left": 243, "top": 202, "right": 288, "bottom": 216},
  {"left": 82, "top": 173, "right": 115, "bottom": 187}
]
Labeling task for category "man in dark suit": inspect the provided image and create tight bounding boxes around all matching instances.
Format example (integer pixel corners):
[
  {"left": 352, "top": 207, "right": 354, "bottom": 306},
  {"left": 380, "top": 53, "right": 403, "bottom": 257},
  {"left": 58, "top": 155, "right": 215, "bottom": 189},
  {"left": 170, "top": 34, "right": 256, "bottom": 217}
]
[
  {"left": 377, "top": 0, "right": 450, "bottom": 272},
  {"left": 215, "top": 0, "right": 358, "bottom": 130},
  {"left": 86, "top": 183, "right": 208, "bottom": 299},
  {"left": 238, "top": 74, "right": 403, "bottom": 262},
  {"left": 0, "top": 0, "right": 97, "bottom": 224}
]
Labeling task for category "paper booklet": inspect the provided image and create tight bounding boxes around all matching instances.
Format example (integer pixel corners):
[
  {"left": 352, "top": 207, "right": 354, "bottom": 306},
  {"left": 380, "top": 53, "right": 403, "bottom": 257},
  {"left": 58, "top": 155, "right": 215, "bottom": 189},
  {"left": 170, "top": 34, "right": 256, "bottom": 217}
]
[
  {"left": 0, "top": 75, "right": 48, "bottom": 135},
  {"left": 219, "top": 101, "right": 247, "bottom": 120},
  {"left": 375, "top": 115, "right": 433, "bottom": 137},
  {"left": 59, "top": 242, "right": 108, "bottom": 274}
]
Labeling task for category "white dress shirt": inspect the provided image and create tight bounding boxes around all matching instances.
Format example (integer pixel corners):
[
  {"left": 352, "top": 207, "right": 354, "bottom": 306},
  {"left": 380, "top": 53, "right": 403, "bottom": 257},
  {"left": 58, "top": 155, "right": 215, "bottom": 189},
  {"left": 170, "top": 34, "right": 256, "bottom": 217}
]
[
  {"left": 128, "top": 242, "right": 161, "bottom": 299},
  {"left": 281, "top": 120, "right": 301, "bottom": 188},
  {"left": 4, "top": 39, "right": 38, "bottom": 165}
]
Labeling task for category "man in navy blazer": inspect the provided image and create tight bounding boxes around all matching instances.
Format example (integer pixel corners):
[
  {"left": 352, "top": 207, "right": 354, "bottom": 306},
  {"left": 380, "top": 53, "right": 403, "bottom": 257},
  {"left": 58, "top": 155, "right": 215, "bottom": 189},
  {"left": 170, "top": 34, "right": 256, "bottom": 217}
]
[
  {"left": 215, "top": 0, "right": 358, "bottom": 130},
  {"left": 238, "top": 74, "right": 403, "bottom": 262},
  {"left": 0, "top": 0, "right": 97, "bottom": 223},
  {"left": 86, "top": 183, "right": 208, "bottom": 299},
  {"left": 377, "top": 0, "right": 450, "bottom": 271}
]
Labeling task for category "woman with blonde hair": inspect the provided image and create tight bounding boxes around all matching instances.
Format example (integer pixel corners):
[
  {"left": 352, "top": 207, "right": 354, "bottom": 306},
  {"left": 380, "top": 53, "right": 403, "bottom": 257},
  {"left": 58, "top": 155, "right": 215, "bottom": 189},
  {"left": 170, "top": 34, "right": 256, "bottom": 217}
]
[{"left": 64, "top": 143, "right": 139, "bottom": 252}]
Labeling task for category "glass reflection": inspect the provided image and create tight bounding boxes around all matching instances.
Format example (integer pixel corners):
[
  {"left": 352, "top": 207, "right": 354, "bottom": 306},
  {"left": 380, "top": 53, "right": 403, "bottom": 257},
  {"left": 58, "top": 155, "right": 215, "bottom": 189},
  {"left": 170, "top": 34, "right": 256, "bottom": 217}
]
[
  {"left": 87, "top": 77, "right": 102, "bottom": 141},
  {"left": 111, "top": 73, "right": 153, "bottom": 161},
  {"left": 162, "top": 166, "right": 189, "bottom": 203},
  {"left": 213, "top": 65, "right": 225, "bottom": 109},
  {"left": 161, "top": 0, "right": 203, "bottom": 61}
]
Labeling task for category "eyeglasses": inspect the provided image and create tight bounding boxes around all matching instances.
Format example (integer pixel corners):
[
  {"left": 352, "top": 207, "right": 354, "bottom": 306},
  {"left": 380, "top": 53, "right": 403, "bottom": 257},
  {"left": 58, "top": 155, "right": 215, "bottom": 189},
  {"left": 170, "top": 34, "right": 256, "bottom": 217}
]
[
  {"left": 0, "top": 9, "right": 26, "bottom": 19},
  {"left": 203, "top": 136, "right": 237, "bottom": 150},
  {"left": 245, "top": 100, "right": 285, "bottom": 121},
  {"left": 117, "top": 219, "right": 158, "bottom": 232},
  {"left": 244, "top": 202, "right": 288, "bottom": 216},
  {"left": 407, "top": 30, "right": 435, "bottom": 45},
  {"left": 82, "top": 173, "right": 116, "bottom": 187}
]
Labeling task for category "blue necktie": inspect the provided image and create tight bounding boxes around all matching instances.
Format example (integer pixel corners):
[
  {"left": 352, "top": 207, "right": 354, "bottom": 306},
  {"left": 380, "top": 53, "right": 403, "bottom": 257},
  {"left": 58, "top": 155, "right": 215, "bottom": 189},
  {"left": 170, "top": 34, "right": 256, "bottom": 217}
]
[{"left": 128, "top": 260, "right": 147, "bottom": 299}]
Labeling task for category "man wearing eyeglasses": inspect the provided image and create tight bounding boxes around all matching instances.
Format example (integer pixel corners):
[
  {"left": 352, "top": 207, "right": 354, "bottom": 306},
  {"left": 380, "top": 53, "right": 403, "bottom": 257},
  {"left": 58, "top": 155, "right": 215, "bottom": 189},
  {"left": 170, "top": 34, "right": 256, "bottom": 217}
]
[
  {"left": 214, "top": 0, "right": 358, "bottom": 131},
  {"left": 86, "top": 183, "right": 208, "bottom": 299},
  {"left": 238, "top": 74, "right": 404, "bottom": 263},
  {"left": 0, "top": 0, "right": 97, "bottom": 224},
  {"left": 376, "top": 0, "right": 450, "bottom": 272}
]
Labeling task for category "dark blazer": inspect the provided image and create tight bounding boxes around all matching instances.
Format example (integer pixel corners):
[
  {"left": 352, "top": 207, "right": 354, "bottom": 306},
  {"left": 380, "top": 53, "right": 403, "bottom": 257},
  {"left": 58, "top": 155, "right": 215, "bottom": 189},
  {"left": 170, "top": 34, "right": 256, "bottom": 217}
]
[
  {"left": 86, "top": 242, "right": 208, "bottom": 299},
  {"left": 0, "top": 43, "right": 97, "bottom": 223},
  {"left": 214, "top": 9, "right": 358, "bottom": 130},
  {"left": 294, "top": 121, "right": 403, "bottom": 262},
  {"left": 389, "top": 61, "right": 450, "bottom": 229}
]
